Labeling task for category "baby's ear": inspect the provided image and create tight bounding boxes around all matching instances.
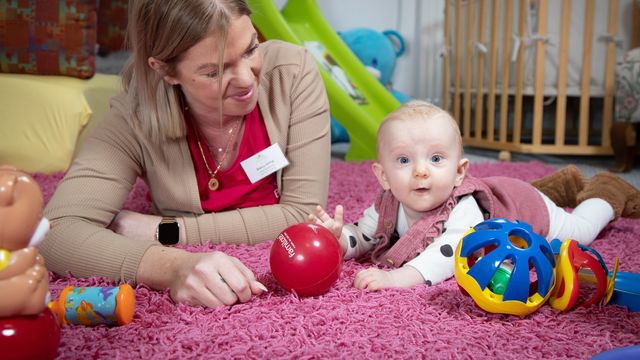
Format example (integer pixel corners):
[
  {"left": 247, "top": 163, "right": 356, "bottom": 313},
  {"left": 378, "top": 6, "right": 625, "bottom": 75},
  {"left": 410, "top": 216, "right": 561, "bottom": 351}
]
[
  {"left": 372, "top": 162, "right": 390, "bottom": 190},
  {"left": 454, "top": 158, "right": 470, "bottom": 186}
]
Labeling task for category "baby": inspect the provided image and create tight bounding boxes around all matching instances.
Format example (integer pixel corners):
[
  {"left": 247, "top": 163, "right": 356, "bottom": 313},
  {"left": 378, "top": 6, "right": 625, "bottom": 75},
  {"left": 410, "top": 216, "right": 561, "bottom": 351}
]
[{"left": 310, "top": 100, "right": 640, "bottom": 291}]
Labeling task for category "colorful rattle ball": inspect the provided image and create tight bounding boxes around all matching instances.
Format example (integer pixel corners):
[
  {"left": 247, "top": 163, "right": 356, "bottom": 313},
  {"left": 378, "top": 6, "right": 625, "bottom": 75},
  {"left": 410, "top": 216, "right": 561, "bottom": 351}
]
[
  {"left": 454, "top": 218, "right": 556, "bottom": 316},
  {"left": 270, "top": 223, "right": 343, "bottom": 297},
  {"left": 548, "top": 239, "right": 610, "bottom": 312}
]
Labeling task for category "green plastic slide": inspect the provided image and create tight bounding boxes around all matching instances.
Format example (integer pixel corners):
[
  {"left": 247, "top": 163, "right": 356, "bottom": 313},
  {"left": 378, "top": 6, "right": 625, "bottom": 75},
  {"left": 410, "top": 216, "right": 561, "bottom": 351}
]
[{"left": 247, "top": 0, "right": 401, "bottom": 161}]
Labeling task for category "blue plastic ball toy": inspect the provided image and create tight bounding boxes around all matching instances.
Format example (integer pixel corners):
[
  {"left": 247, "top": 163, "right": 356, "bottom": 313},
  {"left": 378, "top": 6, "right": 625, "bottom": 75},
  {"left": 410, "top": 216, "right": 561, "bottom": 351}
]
[{"left": 454, "top": 218, "right": 556, "bottom": 315}]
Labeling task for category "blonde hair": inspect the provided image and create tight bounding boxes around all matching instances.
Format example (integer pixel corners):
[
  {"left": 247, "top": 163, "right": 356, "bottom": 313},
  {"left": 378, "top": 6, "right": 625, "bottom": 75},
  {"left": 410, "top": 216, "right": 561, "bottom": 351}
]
[
  {"left": 121, "top": 0, "right": 251, "bottom": 142},
  {"left": 376, "top": 100, "right": 463, "bottom": 157}
]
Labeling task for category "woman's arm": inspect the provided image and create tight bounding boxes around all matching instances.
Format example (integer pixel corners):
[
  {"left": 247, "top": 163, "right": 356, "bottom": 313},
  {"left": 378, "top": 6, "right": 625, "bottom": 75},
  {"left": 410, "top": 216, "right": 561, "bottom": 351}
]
[
  {"left": 40, "top": 107, "right": 267, "bottom": 307},
  {"left": 40, "top": 103, "right": 155, "bottom": 282}
]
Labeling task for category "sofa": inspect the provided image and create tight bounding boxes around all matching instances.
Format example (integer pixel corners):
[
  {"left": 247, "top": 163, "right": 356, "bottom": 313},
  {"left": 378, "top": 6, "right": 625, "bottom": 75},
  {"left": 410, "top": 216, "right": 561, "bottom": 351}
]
[
  {"left": 0, "top": 73, "right": 121, "bottom": 173},
  {"left": 0, "top": 0, "right": 127, "bottom": 173}
]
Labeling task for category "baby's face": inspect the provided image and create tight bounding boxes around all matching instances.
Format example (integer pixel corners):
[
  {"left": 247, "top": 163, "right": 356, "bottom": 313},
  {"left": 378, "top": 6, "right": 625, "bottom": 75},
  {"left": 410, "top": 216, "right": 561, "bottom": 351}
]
[{"left": 374, "top": 114, "right": 466, "bottom": 220}]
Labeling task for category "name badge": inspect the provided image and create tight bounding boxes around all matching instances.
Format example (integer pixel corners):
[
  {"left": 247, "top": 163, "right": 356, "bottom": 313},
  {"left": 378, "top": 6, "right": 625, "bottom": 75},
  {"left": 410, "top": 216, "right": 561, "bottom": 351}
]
[{"left": 241, "top": 143, "right": 289, "bottom": 183}]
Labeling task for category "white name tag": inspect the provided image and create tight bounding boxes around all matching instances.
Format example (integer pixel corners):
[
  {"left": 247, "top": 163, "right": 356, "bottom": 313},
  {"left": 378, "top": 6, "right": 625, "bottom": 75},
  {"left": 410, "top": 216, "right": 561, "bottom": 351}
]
[{"left": 241, "top": 143, "right": 289, "bottom": 183}]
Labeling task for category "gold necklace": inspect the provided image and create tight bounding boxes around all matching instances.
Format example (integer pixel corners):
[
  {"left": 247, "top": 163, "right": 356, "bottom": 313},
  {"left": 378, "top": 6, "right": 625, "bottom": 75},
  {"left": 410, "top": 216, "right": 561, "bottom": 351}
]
[{"left": 194, "top": 119, "right": 242, "bottom": 191}]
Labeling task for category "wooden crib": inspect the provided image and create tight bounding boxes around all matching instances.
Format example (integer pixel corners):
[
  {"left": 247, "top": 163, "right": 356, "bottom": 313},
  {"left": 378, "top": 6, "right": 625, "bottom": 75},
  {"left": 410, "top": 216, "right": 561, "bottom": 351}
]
[{"left": 443, "top": 0, "right": 639, "bottom": 156}]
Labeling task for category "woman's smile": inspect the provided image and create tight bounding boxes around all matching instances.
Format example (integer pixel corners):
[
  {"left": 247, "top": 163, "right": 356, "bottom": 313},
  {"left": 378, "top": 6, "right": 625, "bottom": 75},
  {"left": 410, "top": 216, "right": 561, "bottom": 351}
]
[{"left": 229, "top": 86, "right": 254, "bottom": 102}]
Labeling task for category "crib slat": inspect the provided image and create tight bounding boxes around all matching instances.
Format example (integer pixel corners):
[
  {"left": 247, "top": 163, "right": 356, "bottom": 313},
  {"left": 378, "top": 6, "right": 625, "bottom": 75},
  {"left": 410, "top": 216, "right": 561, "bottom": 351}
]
[
  {"left": 499, "top": 0, "right": 513, "bottom": 144},
  {"left": 485, "top": 0, "right": 499, "bottom": 142},
  {"left": 453, "top": 0, "right": 463, "bottom": 123},
  {"left": 443, "top": 0, "right": 451, "bottom": 113},
  {"left": 461, "top": 140, "right": 611, "bottom": 155},
  {"left": 513, "top": 0, "right": 527, "bottom": 145},
  {"left": 474, "top": 0, "right": 486, "bottom": 140},
  {"left": 450, "top": 0, "right": 615, "bottom": 157},
  {"left": 555, "top": 0, "right": 571, "bottom": 147},
  {"left": 463, "top": 1, "right": 474, "bottom": 139},
  {"left": 634, "top": 1, "right": 640, "bottom": 48},
  {"left": 602, "top": 0, "right": 619, "bottom": 147},
  {"left": 578, "top": 0, "right": 595, "bottom": 147},
  {"left": 532, "top": 0, "right": 548, "bottom": 148}
]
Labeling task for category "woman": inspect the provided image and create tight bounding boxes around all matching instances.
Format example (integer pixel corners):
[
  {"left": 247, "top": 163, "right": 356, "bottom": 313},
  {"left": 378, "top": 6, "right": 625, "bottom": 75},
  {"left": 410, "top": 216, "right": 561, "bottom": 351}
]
[{"left": 41, "top": 0, "right": 331, "bottom": 308}]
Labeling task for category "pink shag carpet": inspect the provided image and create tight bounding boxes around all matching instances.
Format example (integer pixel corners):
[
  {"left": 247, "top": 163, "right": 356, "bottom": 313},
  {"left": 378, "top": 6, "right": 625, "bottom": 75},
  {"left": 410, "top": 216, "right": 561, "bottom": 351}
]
[{"left": 34, "top": 160, "right": 640, "bottom": 360}]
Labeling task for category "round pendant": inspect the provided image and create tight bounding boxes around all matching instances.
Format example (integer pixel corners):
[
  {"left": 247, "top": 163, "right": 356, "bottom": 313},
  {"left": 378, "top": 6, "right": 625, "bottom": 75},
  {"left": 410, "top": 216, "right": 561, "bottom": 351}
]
[{"left": 208, "top": 177, "right": 219, "bottom": 191}]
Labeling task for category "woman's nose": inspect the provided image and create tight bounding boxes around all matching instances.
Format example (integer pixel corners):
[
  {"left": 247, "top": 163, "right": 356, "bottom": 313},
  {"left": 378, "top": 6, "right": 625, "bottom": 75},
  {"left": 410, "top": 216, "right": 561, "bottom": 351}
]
[{"left": 230, "top": 60, "right": 254, "bottom": 86}]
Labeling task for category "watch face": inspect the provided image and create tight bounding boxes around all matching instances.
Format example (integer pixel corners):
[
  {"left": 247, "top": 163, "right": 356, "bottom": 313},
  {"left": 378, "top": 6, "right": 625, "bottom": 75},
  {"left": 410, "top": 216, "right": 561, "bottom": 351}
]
[{"left": 159, "top": 222, "right": 179, "bottom": 245}]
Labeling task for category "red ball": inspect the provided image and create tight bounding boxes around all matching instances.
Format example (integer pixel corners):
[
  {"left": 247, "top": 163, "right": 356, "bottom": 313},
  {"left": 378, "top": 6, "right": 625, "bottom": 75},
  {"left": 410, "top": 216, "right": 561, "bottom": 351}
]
[
  {"left": 0, "top": 308, "right": 61, "bottom": 360},
  {"left": 270, "top": 223, "right": 343, "bottom": 297}
]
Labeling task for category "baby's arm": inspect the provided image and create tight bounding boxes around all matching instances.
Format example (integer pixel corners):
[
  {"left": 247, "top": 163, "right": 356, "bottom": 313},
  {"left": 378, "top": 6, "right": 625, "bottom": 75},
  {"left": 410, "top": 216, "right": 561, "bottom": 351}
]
[
  {"left": 355, "top": 196, "right": 484, "bottom": 291},
  {"left": 354, "top": 266, "right": 424, "bottom": 290},
  {"left": 404, "top": 195, "right": 484, "bottom": 287},
  {"left": 308, "top": 204, "right": 380, "bottom": 258}
]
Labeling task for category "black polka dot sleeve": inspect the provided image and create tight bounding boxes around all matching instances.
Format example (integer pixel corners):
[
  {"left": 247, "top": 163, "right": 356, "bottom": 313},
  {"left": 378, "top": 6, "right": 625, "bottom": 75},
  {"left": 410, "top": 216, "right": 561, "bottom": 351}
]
[
  {"left": 404, "top": 195, "right": 484, "bottom": 286},
  {"left": 342, "top": 204, "right": 380, "bottom": 260}
]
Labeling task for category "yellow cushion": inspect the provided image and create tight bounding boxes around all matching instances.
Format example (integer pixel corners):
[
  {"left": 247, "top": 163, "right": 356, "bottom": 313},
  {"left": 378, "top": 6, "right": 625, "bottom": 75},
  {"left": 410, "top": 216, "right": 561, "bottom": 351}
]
[{"left": 0, "top": 73, "right": 121, "bottom": 173}]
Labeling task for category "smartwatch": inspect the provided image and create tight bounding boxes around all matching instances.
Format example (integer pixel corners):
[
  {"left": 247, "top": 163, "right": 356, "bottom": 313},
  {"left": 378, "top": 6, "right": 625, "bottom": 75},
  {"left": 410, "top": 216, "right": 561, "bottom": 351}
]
[{"left": 156, "top": 216, "right": 179, "bottom": 246}]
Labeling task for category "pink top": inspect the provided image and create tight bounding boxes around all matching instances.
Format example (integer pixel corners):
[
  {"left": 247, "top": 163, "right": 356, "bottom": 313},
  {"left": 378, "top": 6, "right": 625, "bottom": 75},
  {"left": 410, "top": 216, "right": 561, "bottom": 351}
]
[
  {"left": 372, "top": 175, "right": 550, "bottom": 267},
  {"left": 186, "top": 105, "right": 279, "bottom": 212}
]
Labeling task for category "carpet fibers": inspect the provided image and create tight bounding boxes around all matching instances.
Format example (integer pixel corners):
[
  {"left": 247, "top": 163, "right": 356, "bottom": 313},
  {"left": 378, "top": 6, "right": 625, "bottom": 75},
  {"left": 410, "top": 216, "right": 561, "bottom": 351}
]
[{"left": 35, "top": 160, "right": 640, "bottom": 359}]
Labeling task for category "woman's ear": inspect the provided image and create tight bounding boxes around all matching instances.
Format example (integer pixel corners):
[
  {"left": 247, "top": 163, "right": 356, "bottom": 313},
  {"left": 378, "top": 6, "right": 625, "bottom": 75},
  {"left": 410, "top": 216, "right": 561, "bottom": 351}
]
[
  {"left": 148, "top": 57, "right": 179, "bottom": 85},
  {"left": 372, "top": 162, "right": 391, "bottom": 190},
  {"left": 454, "top": 158, "right": 470, "bottom": 186}
]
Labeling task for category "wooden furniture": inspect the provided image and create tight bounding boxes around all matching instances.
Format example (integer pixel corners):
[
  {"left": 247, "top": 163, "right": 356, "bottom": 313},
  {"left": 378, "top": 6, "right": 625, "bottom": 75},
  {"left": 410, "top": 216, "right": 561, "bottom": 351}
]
[{"left": 443, "top": 0, "right": 638, "bottom": 157}]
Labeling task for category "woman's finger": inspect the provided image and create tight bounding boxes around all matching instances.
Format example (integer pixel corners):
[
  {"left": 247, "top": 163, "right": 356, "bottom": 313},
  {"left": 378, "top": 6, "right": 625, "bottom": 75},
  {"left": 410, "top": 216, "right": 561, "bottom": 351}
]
[
  {"left": 218, "top": 260, "right": 253, "bottom": 304},
  {"left": 207, "top": 273, "right": 241, "bottom": 305},
  {"left": 250, "top": 280, "right": 268, "bottom": 295},
  {"left": 193, "top": 290, "right": 225, "bottom": 308}
]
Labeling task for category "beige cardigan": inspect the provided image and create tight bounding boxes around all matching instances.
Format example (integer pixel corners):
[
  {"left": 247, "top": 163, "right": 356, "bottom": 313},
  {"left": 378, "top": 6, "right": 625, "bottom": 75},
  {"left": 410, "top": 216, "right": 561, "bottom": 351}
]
[{"left": 41, "top": 40, "right": 331, "bottom": 283}]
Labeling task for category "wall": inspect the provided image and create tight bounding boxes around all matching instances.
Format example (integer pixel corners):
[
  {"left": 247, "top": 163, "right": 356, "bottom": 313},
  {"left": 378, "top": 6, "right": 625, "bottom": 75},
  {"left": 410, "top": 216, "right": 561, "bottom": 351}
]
[
  {"left": 273, "top": 0, "right": 446, "bottom": 105},
  {"left": 272, "top": 1, "right": 640, "bottom": 109}
]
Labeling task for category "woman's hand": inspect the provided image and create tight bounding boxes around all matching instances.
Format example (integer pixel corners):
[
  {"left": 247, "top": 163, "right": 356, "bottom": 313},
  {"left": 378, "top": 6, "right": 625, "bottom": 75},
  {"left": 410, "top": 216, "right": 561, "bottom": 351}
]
[
  {"left": 137, "top": 246, "right": 267, "bottom": 308},
  {"left": 170, "top": 251, "right": 268, "bottom": 307},
  {"left": 354, "top": 266, "right": 425, "bottom": 291}
]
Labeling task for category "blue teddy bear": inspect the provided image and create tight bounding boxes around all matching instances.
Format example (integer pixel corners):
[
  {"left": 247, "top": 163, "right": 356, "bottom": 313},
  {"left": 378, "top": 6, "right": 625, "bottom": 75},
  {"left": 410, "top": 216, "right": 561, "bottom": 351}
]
[
  {"left": 338, "top": 27, "right": 411, "bottom": 104},
  {"left": 330, "top": 28, "right": 411, "bottom": 143}
]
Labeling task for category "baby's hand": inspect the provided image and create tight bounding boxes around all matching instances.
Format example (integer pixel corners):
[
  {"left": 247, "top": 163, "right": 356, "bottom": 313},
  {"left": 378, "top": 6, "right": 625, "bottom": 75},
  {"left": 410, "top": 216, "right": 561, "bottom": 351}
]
[
  {"left": 354, "top": 266, "right": 425, "bottom": 291},
  {"left": 307, "top": 205, "right": 344, "bottom": 240}
]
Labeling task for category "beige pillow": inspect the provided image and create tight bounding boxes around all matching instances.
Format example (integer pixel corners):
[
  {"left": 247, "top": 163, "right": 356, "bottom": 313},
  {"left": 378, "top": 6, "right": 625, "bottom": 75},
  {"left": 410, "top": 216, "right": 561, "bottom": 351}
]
[{"left": 0, "top": 73, "right": 121, "bottom": 173}]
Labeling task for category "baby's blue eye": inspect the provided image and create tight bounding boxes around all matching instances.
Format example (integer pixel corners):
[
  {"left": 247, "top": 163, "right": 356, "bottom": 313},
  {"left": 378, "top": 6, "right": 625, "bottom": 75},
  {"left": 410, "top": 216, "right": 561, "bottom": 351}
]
[
  {"left": 431, "top": 155, "right": 443, "bottom": 163},
  {"left": 398, "top": 156, "right": 409, "bottom": 164}
]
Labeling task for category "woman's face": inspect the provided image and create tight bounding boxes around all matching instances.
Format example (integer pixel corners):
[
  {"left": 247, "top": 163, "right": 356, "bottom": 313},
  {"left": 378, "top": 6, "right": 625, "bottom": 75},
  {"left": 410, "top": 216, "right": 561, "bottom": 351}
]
[{"left": 166, "top": 15, "right": 262, "bottom": 120}]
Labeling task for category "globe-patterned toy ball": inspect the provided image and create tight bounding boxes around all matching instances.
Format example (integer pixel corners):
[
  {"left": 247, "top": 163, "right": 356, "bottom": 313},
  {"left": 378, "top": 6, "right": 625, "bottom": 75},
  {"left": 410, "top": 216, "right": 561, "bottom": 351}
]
[
  {"left": 270, "top": 223, "right": 343, "bottom": 297},
  {"left": 454, "top": 218, "right": 556, "bottom": 316}
]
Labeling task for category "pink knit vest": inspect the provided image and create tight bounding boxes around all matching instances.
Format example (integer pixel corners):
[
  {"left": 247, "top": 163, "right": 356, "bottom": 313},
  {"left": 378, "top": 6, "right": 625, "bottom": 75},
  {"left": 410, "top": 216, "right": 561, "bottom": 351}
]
[{"left": 372, "top": 175, "right": 550, "bottom": 267}]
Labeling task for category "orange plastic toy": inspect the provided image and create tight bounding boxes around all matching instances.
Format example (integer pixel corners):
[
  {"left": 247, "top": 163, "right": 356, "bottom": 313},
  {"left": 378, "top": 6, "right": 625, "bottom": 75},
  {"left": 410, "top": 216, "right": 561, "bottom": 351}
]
[{"left": 49, "top": 284, "right": 136, "bottom": 326}]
